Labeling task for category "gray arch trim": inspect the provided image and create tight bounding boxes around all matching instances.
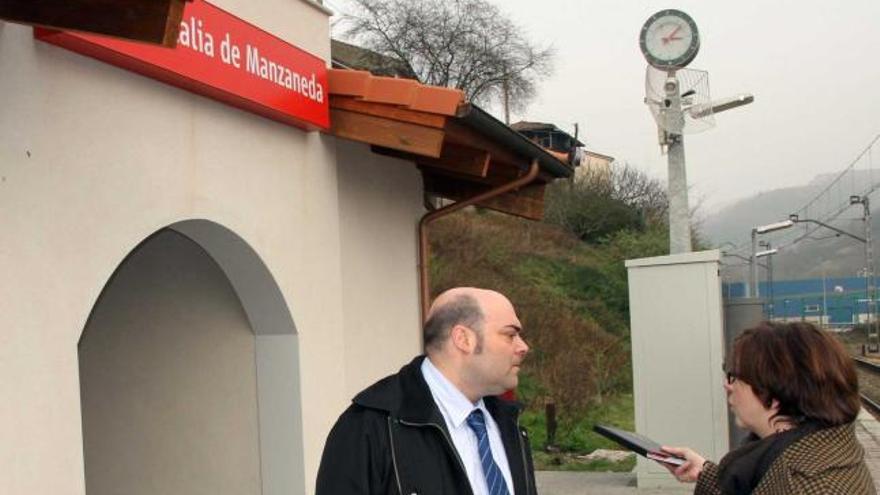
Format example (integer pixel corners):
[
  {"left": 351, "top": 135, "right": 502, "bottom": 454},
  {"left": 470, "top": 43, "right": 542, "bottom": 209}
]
[
  {"left": 169, "top": 219, "right": 306, "bottom": 495},
  {"left": 170, "top": 219, "right": 297, "bottom": 336}
]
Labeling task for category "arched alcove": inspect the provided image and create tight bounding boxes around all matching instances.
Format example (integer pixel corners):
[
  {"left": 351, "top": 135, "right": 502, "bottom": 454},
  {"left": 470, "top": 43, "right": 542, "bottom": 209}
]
[{"left": 79, "top": 220, "right": 305, "bottom": 495}]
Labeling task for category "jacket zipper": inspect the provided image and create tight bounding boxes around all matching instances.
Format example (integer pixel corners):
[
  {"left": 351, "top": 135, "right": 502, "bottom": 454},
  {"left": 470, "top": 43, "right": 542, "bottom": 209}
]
[
  {"left": 398, "top": 419, "right": 473, "bottom": 495},
  {"left": 516, "top": 417, "right": 531, "bottom": 495},
  {"left": 387, "top": 417, "right": 405, "bottom": 495},
  {"left": 401, "top": 416, "right": 531, "bottom": 495}
]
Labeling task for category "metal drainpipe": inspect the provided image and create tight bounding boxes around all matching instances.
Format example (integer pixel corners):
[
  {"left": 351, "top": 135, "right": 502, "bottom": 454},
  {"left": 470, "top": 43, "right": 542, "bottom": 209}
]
[{"left": 418, "top": 160, "right": 540, "bottom": 322}]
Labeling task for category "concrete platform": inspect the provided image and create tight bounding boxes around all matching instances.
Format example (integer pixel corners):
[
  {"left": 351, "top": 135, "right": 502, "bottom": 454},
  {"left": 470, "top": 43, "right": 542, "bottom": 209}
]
[
  {"left": 536, "top": 409, "right": 880, "bottom": 494},
  {"left": 856, "top": 409, "right": 880, "bottom": 493},
  {"left": 535, "top": 472, "right": 690, "bottom": 495}
]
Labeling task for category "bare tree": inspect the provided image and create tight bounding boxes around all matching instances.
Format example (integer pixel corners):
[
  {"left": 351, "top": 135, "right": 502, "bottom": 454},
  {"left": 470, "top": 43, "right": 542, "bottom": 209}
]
[{"left": 339, "top": 0, "right": 554, "bottom": 111}]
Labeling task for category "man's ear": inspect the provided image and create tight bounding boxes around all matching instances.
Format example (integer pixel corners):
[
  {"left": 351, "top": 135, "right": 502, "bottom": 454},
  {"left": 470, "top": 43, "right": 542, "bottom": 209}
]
[{"left": 450, "top": 324, "right": 474, "bottom": 353}]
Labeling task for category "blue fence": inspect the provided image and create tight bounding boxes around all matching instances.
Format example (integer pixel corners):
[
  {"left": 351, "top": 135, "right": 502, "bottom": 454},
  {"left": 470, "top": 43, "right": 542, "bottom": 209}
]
[{"left": 724, "top": 277, "right": 875, "bottom": 326}]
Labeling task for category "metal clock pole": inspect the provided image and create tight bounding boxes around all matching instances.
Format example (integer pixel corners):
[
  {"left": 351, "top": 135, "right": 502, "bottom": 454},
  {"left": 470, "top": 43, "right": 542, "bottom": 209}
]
[
  {"left": 664, "top": 72, "right": 691, "bottom": 254},
  {"left": 641, "top": 10, "right": 752, "bottom": 254},
  {"left": 639, "top": 9, "right": 701, "bottom": 254}
]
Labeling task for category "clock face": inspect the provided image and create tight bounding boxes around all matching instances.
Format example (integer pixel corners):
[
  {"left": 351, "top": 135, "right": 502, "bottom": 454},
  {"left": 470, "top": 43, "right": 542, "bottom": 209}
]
[{"left": 639, "top": 9, "right": 700, "bottom": 69}]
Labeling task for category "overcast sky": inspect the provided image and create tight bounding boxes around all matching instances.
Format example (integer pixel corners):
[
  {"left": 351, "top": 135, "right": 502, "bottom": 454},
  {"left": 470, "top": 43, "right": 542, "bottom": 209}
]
[{"left": 328, "top": 0, "right": 880, "bottom": 214}]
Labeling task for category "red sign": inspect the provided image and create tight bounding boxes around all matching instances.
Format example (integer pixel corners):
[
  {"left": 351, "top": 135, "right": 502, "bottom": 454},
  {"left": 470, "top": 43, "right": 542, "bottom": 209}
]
[{"left": 35, "top": 0, "right": 329, "bottom": 130}]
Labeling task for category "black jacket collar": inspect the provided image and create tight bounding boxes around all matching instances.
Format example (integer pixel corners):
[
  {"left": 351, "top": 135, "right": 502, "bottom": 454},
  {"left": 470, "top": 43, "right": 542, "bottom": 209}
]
[{"left": 352, "top": 355, "right": 523, "bottom": 424}]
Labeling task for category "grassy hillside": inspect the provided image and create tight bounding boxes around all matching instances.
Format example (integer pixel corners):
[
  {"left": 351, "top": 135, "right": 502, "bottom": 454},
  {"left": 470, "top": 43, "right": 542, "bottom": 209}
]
[{"left": 427, "top": 208, "right": 668, "bottom": 468}]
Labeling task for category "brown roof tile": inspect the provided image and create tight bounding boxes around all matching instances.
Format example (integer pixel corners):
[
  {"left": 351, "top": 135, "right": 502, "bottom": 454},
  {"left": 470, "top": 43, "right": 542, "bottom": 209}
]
[
  {"left": 328, "top": 69, "right": 464, "bottom": 117},
  {"left": 327, "top": 70, "right": 371, "bottom": 97},
  {"left": 362, "top": 76, "right": 419, "bottom": 106},
  {"left": 409, "top": 85, "right": 466, "bottom": 116}
]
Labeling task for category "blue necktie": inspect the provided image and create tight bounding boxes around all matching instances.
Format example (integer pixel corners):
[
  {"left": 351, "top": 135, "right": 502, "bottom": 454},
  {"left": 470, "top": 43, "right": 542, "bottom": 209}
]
[{"left": 466, "top": 409, "right": 511, "bottom": 495}]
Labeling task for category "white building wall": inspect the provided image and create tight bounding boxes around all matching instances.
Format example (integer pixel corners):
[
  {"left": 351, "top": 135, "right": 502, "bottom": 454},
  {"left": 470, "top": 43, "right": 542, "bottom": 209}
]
[
  {"left": 212, "top": 0, "right": 332, "bottom": 61},
  {"left": 335, "top": 140, "right": 424, "bottom": 397},
  {"left": 0, "top": 2, "right": 424, "bottom": 493}
]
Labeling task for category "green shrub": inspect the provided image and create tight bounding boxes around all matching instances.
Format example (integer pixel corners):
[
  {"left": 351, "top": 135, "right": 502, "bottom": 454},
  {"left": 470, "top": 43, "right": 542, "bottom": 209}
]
[{"left": 544, "top": 164, "right": 668, "bottom": 244}]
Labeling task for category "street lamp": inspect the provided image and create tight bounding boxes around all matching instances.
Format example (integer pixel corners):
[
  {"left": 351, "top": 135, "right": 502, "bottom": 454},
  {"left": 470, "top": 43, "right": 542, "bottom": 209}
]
[
  {"left": 688, "top": 94, "right": 755, "bottom": 119},
  {"left": 663, "top": 89, "right": 754, "bottom": 254},
  {"left": 750, "top": 220, "right": 794, "bottom": 298},
  {"left": 721, "top": 250, "right": 767, "bottom": 298},
  {"left": 755, "top": 220, "right": 795, "bottom": 234},
  {"left": 752, "top": 248, "right": 777, "bottom": 299}
]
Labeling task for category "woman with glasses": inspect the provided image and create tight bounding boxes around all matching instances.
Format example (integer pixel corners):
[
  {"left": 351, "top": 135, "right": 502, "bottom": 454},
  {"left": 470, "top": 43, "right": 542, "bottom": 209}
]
[{"left": 662, "top": 321, "right": 875, "bottom": 494}]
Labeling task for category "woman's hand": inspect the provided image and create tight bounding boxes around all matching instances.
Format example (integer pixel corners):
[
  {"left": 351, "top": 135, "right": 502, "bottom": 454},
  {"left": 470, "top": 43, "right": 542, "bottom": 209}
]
[{"left": 660, "top": 446, "right": 706, "bottom": 483}]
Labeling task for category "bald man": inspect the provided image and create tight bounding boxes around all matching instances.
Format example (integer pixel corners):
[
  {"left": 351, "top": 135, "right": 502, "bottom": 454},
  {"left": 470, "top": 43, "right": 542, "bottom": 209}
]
[{"left": 316, "top": 288, "right": 536, "bottom": 495}]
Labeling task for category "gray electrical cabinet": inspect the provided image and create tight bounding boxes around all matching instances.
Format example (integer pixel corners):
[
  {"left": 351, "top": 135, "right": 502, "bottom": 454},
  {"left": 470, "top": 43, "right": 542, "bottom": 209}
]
[
  {"left": 625, "top": 250, "right": 729, "bottom": 488},
  {"left": 723, "top": 298, "right": 765, "bottom": 447}
]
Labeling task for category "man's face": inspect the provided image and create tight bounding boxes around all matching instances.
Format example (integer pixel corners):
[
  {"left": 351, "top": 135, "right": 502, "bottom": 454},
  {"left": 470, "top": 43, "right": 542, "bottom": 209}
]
[{"left": 467, "top": 294, "right": 529, "bottom": 396}]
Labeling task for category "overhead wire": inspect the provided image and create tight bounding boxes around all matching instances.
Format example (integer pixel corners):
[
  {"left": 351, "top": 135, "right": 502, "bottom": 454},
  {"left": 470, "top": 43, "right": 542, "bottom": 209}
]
[{"left": 723, "top": 133, "right": 880, "bottom": 254}]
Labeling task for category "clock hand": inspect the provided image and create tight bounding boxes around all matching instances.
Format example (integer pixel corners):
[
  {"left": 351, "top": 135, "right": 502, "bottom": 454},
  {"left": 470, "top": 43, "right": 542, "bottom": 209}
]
[{"left": 662, "top": 25, "right": 683, "bottom": 43}]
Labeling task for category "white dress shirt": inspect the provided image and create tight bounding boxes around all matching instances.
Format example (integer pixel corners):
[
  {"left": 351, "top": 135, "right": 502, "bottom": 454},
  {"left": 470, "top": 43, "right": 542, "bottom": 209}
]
[{"left": 421, "top": 357, "right": 516, "bottom": 495}]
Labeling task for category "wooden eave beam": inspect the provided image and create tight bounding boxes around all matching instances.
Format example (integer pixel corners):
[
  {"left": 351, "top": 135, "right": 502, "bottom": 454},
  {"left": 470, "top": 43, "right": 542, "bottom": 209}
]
[
  {"left": 422, "top": 172, "right": 547, "bottom": 220},
  {"left": 479, "top": 183, "right": 546, "bottom": 220},
  {"left": 417, "top": 160, "right": 511, "bottom": 186},
  {"left": 329, "top": 95, "right": 448, "bottom": 130},
  {"left": 330, "top": 108, "right": 446, "bottom": 158},
  {"left": 436, "top": 143, "right": 490, "bottom": 177},
  {"left": 443, "top": 119, "right": 532, "bottom": 172},
  {"left": 1, "top": 0, "right": 191, "bottom": 47},
  {"left": 443, "top": 119, "right": 561, "bottom": 183},
  {"left": 422, "top": 155, "right": 547, "bottom": 187},
  {"left": 374, "top": 142, "right": 490, "bottom": 178}
]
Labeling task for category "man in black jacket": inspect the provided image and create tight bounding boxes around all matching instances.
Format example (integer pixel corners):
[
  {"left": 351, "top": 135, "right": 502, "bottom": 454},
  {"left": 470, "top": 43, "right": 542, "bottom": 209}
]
[{"left": 316, "top": 287, "right": 536, "bottom": 495}]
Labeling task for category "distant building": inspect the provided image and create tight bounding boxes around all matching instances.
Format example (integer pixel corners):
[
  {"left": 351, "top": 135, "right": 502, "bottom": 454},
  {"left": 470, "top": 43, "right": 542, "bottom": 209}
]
[
  {"left": 511, "top": 121, "right": 614, "bottom": 176},
  {"left": 331, "top": 38, "right": 416, "bottom": 79},
  {"left": 725, "top": 276, "right": 876, "bottom": 327},
  {"left": 581, "top": 150, "right": 615, "bottom": 176},
  {"left": 511, "top": 121, "right": 583, "bottom": 153}
]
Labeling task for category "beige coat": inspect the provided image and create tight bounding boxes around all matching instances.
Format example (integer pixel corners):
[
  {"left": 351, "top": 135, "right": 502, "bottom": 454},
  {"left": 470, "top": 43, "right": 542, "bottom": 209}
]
[{"left": 696, "top": 423, "right": 875, "bottom": 495}]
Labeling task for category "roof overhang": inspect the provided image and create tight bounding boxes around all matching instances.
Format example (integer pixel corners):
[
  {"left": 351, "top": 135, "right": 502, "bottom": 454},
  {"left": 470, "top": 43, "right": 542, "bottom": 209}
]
[
  {"left": 325, "top": 69, "right": 573, "bottom": 220},
  {"left": 1, "top": 0, "right": 193, "bottom": 46}
]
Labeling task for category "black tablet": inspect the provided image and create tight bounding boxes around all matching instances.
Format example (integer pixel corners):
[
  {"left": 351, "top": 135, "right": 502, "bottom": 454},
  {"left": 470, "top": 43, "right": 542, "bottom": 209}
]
[{"left": 592, "top": 424, "right": 685, "bottom": 466}]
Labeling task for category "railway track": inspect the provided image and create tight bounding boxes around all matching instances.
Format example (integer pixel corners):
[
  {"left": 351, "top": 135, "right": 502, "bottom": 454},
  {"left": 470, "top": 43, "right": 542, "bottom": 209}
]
[{"left": 854, "top": 356, "right": 880, "bottom": 418}]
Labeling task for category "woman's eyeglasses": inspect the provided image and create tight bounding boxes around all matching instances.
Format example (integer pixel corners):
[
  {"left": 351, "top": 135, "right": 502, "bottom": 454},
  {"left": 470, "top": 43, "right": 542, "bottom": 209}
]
[{"left": 725, "top": 371, "right": 738, "bottom": 384}]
